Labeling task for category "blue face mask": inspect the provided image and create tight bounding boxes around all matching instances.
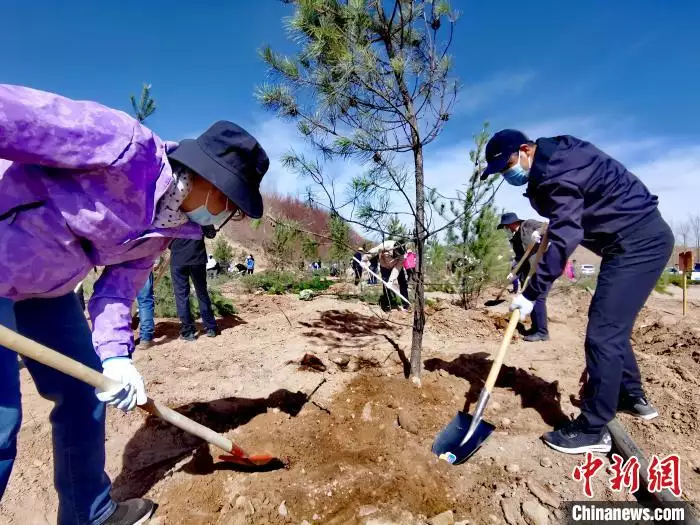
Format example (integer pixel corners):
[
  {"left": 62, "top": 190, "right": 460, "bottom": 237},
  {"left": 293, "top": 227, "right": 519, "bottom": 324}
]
[
  {"left": 185, "top": 189, "right": 231, "bottom": 227},
  {"left": 502, "top": 151, "right": 530, "bottom": 186}
]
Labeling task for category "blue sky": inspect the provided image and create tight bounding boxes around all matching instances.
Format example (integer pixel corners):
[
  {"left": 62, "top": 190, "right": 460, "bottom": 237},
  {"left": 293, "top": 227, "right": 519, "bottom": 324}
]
[{"left": 4, "top": 0, "right": 699, "bottom": 230}]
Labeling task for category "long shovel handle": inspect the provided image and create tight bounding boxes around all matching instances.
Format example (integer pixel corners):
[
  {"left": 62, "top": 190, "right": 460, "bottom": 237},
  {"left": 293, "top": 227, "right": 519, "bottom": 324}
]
[
  {"left": 0, "top": 325, "right": 235, "bottom": 455},
  {"left": 494, "top": 223, "right": 548, "bottom": 301},
  {"left": 352, "top": 255, "right": 410, "bottom": 305},
  {"left": 521, "top": 226, "right": 550, "bottom": 291},
  {"left": 483, "top": 309, "right": 520, "bottom": 393},
  {"left": 485, "top": 226, "right": 550, "bottom": 393}
]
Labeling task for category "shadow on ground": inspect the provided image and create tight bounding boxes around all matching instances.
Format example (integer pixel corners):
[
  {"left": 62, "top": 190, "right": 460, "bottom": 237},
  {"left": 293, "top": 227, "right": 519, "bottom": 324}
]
[
  {"left": 424, "top": 353, "right": 569, "bottom": 428},
  {"left": 112, "top": 388, "right": 307, "bottom": 499},
  {"left": 136, "top": 315, "right": 247, "bottom": 347},
  {"left": 299, "top": 309, "right": 398, "bottom": 350}
]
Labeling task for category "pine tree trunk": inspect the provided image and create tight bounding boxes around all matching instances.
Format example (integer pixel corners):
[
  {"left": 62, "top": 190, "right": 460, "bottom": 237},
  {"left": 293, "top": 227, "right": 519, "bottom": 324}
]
[{"left": 410, "top": 145, "right": 426, "bottom": 382}]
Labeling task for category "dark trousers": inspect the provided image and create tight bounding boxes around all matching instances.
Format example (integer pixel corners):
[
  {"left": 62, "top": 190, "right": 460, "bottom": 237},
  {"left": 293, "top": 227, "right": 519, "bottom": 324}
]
[
  {"left": 0, "top": 294, "right": 115, "bottom": 524},
  {"left": 580, "top": 215, "right": 674, "bottom": 432},
  {"left": 530, "top": 295, "right": 548, "bottom": 335},
  {"left": 353, "top": 266, "right": 362, "bottom": 285},
  {"left": 379, "top": 266, "right": 408, "bottom": 311},
  {"left": 170, "top": 264, "right": 217, "bottom": 335}
]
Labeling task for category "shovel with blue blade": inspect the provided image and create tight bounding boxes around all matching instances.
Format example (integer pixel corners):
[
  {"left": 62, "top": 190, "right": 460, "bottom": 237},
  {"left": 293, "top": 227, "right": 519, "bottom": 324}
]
[
  {"left": 433, "top": 227, "right": 549, "bottom": 464},
  {"left": 431, "top": 309, "right": 520, "bottom": 464}
]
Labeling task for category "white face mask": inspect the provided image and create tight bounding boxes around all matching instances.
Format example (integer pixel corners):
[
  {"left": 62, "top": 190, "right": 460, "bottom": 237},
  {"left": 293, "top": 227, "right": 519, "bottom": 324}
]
[{"left": 185, "top": 189, "right": 230, "bottom": 227}]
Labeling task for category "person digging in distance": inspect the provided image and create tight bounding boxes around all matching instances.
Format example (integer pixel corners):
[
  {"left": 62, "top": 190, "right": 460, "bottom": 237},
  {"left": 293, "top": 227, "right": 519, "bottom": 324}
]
[
  {"left": 0, "top": 84, "right": 268, "bottom": 525},
  {"left": 481, "top": 129, "right": 672, "bottom": 455},
  {"left": 497, "top": 212, "right": 549, "bottom": 342}
]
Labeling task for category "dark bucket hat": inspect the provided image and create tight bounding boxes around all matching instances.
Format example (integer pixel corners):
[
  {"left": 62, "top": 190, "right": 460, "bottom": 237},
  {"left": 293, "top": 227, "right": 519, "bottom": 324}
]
[
  {"left": 168, "top": 121, "right": 269, "bottom": 219},
  {"left": 497, "top": 212, "right": 522, "bottom": 229}
]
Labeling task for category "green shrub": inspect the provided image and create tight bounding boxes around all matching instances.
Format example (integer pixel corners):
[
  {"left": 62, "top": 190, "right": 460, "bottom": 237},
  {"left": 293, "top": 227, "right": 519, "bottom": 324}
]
[
  {"left": 241, "top": 270, "right": 334, "bottom": 295},
  {"left": 213, "top": 237, "right": 234, "bottom": 270},
  {"left": 667, "top": 273, "right": 686, "bottom": 288},
  {"left": 655, "top": 273, "right": 671, "bottom": 295},
  {"left": 153, "top": 273, "right": 237, "bottom": 318}
]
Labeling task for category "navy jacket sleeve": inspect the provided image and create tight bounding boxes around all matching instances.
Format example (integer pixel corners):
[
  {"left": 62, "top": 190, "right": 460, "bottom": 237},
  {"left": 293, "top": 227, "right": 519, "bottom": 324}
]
[{"left": 523, "top": 180, "right": 584, "bottom": 301}]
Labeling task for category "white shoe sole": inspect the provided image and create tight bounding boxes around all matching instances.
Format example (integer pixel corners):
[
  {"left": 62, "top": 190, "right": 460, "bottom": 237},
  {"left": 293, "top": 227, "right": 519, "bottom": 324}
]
[
  {"left": 543, "top": 441, "right": 612, "bottom": 455},
  {"left": 132, "top": 510, "right": 154, "bottom": 525},
  {"left": 619, "top": 408, "right": 658, "bottom": 420}
]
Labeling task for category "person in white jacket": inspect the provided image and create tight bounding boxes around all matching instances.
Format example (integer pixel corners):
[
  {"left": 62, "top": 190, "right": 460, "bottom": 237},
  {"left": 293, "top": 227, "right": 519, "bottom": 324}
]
[{"left": 362, "top": 240, "right": 409, "bottom": 312}]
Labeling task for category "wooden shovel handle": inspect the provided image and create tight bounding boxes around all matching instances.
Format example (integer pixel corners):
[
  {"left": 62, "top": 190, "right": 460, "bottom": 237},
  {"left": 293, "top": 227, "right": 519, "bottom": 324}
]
[
  {"left": 0, "top": 325, "right": 234, "bottom": 454},
  {"left": 483, "top": 310, "right": 520, "bottom": 393},
  {"left": 495, "top": 223, "right": 548, "bottom": 300},
  {"left": 484, "top": 226, "right": 550, "bottom": 393}
]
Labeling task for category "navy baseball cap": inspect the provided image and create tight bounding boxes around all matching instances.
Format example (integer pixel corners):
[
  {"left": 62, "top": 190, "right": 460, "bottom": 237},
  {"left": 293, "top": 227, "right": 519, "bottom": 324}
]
[{"left": 480, "top": 129, "right": 531, "bottom": 180}]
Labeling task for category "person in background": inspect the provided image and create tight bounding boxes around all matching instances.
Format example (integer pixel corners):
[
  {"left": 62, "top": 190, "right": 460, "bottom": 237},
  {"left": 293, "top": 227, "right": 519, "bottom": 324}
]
[
  {"left": 169, "top": 225, "right": 219, "bottom": 341},
  {"left": 564, "top": 259, "right": 576, "bottom": 281},
  {"left": 364, "top": 240, "right": 408, "bottom": 312},
  {"left": 135, "top": 261, "right": 158, "bottom": 349},
  {"left": 481, "top": 128, "right": 672, "bottom": 454},
  {"left": 246, "top": 254, "right": 255, "bottom": 274},
  {"left": 368, "top": 253, "right": 379, "bottom": 284},
  {"left": 509, "top": 256, "right": 520, "bottom": 294},
  {"left": 498, "top": 212, "right": 549, "bottom": 342},
  {"left": 0, "top": 84, "right": 268, "bottom": 525},
  {"left": 404, "top": 248, "right": 417, "bottom": 281},
  {"left": 352, "top": 247, "right": 364, "bottom": 285}
]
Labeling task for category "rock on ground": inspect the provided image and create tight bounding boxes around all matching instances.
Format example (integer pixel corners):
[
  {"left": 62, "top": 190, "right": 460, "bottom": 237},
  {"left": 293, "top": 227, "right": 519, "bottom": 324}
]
[
  {"left": 522, "top": 499, "right": 549, "bottom": 525},
  {"left": 397, "top": 409, "right": 419, "bottom": 434},
  {"left": 358, "top": 505, "right": 379, "bottom": 517},
  {"left": 501, "top": 497, "right": 521, "bottom": 525},
  {"left": 362, "top": 402, "right": 373, "bottom": 422},
  {"left": 278, "top": 501, "right": 288, "bottom": 517},
  {"left": 526, "top": 478, "right": 560, "bottom": 509},
  {"left": 427, "top": 509, "right": 455, "bottom": 525},
  {"left": 234, "top": 495, "right": 255, "bottom": 516}
]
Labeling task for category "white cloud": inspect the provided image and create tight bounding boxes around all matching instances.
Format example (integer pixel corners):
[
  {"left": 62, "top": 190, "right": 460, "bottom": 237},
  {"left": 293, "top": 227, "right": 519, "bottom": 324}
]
[
  {"left": 247, "top": 112, "right": 699, "bottom": 237},
  {"left": 629, "top": 146, "right": 700, "bottom": 224},
  {"left": 454, "top": 71, "right": 535, "bottom": 114}
]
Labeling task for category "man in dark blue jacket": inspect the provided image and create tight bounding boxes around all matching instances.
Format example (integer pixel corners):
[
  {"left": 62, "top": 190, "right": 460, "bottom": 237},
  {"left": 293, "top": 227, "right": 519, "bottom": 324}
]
[{"left": 481, "top": 129, "right": 674, "bottom": 455}]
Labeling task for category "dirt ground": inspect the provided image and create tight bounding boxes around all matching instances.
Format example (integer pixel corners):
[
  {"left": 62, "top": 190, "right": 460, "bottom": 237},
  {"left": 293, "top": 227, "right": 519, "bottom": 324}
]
[{"left": 1, "top": 280, "right": 699, "bottom": 524}]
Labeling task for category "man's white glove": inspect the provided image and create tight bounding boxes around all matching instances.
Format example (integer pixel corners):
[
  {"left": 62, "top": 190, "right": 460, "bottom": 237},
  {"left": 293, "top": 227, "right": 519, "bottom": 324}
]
[
  {"left": 96, "top": 357, "right": 147, "bottom": 412},
  {"left": 507, "top": 273, "right": 515, "bottom": 281},
  {"left": 509, "top": 294, "right": 534, "bottom": 321},
  {"left": 532, "top": 230, "right": 542, "bottom": 243}
]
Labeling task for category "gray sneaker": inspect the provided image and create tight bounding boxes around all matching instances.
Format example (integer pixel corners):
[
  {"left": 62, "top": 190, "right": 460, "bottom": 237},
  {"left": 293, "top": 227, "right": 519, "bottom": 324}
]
[
  {"left": 618, "top": 396, "right": 658, "bottom": 420},
  {"left": 523, "top": 332, "right": 550, "bottom": 342},
  {"left": 104, "top": 499, "right": 155, "bottom": 525}
]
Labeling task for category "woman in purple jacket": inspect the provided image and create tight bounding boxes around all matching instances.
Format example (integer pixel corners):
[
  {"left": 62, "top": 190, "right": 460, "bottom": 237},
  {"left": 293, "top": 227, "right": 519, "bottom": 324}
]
[{"left": 0, "top": 84, "right": 269, "bottom": 525}]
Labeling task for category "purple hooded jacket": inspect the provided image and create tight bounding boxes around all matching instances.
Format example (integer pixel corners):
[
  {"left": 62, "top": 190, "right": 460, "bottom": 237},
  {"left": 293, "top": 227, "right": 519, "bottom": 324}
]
[{"left": 0, "top": 84, "right": 203, "bottom": 361}]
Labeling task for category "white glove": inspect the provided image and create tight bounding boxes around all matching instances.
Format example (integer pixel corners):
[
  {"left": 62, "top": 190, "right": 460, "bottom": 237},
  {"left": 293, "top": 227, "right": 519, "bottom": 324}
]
[
  {"left": 509, "top": 294, "right": 534, "bottom": 321},
  {"left": 507, "top": 273, "right": 515, "bottom": 281},
  {"left": 532, "top": 230, "right": 542, "bottom": 243},
  {"left": 96, "top": 357, "right": 147, "bottom": 412}
]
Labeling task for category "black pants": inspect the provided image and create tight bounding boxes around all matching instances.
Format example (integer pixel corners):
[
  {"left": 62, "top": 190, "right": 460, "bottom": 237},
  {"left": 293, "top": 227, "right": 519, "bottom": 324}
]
[
  {"left": 170, "top": 264, "right": 217, "bottom": 335},
  {"left": 530, "top": 294, "right": 549, "bottom": 335},
  {"left": 580, "top": 214, "right": 674, "bottom": 432},
  {"left": 353, "top": 266, "right": 362, "bottom": 285},
  {"left": 379, "top": 266, "right": 408, "bottom": 311}
]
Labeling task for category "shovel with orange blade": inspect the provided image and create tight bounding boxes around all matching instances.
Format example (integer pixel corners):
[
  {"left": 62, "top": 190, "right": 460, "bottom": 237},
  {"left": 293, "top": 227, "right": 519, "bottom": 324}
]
[{"left": 0, "top": 324, "right": 279, "bottom": 469}]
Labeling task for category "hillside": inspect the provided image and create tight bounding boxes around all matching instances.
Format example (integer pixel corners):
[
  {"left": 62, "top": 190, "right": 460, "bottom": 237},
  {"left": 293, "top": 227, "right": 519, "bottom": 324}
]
[{"left": 217, "top": 192, "right": 367, "bottom": 271}]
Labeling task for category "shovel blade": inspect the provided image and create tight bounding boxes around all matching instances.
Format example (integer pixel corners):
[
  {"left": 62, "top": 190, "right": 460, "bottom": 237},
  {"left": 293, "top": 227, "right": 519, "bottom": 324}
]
[
  {"left": 432, "top": 411, "right": 495, "bottom": 465},
  {"left": 484, "top": 299, "right": 506, "bottom": 307}
]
